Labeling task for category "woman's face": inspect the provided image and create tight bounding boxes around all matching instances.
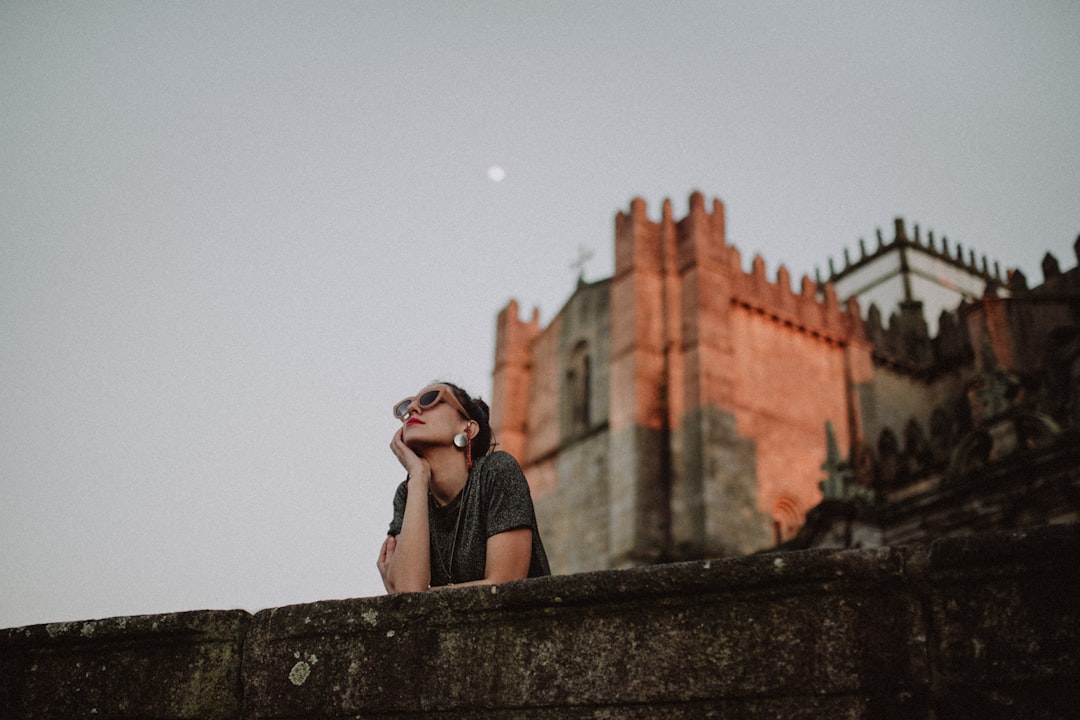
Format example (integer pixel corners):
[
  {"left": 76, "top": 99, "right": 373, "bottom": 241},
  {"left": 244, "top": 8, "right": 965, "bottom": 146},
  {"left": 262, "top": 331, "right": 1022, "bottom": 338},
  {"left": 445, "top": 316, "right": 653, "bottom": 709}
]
[{"left": 399, "top": 385, "right": 470, "bottom": 448}]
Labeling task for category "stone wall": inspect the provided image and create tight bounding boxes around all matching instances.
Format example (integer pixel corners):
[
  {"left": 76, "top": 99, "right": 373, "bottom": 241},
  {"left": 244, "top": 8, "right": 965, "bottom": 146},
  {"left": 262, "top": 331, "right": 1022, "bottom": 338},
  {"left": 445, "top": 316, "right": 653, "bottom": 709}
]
[
  {"left": 3, "top": 523, "right": 1077, "bottom": 718},
  {"left": 1, "top": 610, "right": 248, "bottom": 718}
]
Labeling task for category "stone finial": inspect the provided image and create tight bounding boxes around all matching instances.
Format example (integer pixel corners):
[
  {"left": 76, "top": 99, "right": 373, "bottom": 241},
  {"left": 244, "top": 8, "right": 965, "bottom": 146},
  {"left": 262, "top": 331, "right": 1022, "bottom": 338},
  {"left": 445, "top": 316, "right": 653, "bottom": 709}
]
[
  {"left": 818, "top": 421, "right": 875, "bottom": 502},
  {"left": 1008, "top": 268, "right": 1029, "bottom": 292},
  {"left": 894, "top": 217, "right": 907, "bottom": 243},
  {"left": 867, "top": 303, "right": 883, "bottom": 332},
  {"left": 819, "top": 421, "right": 846, "bottom": 500},
  {"left": 1042, "top": 252, "right": 1062, "bottom": 280}
]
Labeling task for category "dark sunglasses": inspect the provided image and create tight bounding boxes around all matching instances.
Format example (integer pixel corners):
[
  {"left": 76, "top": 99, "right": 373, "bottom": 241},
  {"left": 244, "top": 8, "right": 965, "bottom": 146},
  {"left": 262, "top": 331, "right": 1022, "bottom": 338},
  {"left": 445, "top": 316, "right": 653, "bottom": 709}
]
[{"left": 393, "top": 386, "right": 472, "bottom": 421}]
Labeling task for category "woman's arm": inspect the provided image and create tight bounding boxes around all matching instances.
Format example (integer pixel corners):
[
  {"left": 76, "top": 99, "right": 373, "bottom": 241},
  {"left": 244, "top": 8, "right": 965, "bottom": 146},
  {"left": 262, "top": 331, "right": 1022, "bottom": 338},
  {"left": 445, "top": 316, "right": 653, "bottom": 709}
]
[
  {"left": 382, "top": 479, "right": 432, "bottom": 592},
  {"left": 380, "top": 429, "right": 434, "bottom": 593},
  {"left": 431, "top": 527, "right": 532, "bottom": 589}
]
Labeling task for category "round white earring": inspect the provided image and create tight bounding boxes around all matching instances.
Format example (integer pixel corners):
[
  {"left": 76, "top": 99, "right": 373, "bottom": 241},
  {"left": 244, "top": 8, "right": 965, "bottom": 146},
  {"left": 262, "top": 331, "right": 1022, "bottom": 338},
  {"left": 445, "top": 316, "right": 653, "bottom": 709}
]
[{"left": 453, "top": 432, "right": 469, "bottom": 449}]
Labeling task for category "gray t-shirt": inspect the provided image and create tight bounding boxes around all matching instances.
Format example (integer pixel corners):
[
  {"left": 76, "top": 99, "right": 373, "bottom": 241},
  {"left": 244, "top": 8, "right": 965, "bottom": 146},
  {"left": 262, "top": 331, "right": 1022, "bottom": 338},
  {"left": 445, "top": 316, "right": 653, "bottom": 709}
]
[{"left": 388, "top": 450, "right": 550, "bottom": 587}]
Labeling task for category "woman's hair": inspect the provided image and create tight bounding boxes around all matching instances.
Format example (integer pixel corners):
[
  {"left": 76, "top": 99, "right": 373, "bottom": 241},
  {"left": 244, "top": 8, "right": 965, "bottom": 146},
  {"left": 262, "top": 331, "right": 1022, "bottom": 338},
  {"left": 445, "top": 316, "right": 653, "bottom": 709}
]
[{"left": 441, "top": 381, "right": 494, "bottom": 459}]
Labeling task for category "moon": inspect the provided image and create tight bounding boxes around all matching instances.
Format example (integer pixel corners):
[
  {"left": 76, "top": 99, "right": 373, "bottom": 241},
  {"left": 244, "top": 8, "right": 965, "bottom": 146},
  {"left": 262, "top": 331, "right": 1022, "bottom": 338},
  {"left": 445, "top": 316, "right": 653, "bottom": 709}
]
[{"left": 487, "top": 165, "right": 506, "bottom": 182}]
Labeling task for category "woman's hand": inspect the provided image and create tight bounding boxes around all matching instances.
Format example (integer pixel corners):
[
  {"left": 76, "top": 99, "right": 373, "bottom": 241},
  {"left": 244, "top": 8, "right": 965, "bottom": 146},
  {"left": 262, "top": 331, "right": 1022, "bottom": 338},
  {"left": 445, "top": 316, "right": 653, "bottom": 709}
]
[
  {"left": 381, "top": 427, "right": 432, "bottom": 593},
  {"left": 377, "top": 535, "right": 397, "bottom": 593},
  {"left": 389, "top": 427, "right": 430, "bottom": 486}
]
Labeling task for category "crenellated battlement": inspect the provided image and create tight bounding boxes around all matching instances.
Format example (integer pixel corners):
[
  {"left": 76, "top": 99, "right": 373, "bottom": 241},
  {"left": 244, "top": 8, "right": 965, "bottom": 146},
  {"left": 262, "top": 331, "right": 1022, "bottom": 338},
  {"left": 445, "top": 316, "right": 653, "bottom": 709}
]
[
  {"left": 617, "top": 192, "right": 863, "bottom": 346},
  {"left": 726, "top": 248, "right": 857, "bottom": 344}
]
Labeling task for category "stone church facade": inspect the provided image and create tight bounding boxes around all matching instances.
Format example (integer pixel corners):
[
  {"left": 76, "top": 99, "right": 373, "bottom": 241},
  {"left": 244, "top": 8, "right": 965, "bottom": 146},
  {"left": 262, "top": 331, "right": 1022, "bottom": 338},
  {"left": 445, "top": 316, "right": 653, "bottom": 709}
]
[{"left": 492, "top": 192, "right": 1080, "bottom": 575}]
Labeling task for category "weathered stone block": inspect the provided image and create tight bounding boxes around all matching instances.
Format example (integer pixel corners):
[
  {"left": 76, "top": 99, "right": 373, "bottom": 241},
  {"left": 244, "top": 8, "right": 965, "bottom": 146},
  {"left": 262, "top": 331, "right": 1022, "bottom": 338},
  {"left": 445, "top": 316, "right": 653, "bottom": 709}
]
[{"left": 0, "top": 609, "right": 249, "bottom": 719}]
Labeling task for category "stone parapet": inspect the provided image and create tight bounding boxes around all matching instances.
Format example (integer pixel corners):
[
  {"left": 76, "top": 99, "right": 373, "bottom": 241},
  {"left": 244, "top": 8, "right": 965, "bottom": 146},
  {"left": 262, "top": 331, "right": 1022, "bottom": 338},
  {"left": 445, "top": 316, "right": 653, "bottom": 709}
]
[
  {"left": 2, "top": 524, "right": 1077, "bottom": 718},
  {"left": 1, "top": 609, "right": 249, "bottom": 719}
]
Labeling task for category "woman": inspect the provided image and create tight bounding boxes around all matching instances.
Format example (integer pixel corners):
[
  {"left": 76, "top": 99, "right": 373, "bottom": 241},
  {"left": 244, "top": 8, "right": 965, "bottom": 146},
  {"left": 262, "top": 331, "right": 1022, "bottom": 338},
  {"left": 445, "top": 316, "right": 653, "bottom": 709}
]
[{"left": 377, "top": 381, "right": 550, "bottom": 592}]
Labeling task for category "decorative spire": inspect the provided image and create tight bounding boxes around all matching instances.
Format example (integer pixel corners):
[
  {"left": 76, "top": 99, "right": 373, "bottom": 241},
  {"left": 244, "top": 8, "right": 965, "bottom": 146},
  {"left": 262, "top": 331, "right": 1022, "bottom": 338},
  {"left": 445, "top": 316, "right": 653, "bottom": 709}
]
[{"left": 819, "top": 421, "right": 876, "bottom": 504}]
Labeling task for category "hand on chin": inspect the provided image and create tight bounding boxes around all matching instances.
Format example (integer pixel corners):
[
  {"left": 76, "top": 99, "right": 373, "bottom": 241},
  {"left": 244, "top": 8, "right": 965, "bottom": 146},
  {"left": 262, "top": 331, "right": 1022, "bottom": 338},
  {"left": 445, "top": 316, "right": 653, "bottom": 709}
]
[
  {"left": 402, "top": 430, "right": 438, "bottom": 454},
  {"left": 403, "top": 436, "right": 427, "bottom": 454}
]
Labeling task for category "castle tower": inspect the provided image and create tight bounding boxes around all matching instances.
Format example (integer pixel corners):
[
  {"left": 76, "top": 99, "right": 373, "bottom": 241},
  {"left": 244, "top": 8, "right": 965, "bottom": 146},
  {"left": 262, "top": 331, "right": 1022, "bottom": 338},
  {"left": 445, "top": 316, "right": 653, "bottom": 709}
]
[
  {"left": 491, "top": 299, "right": 540, "bottom": 465},
  {"left": 492, "top": 192, "right": 869, "bottom": 574}
]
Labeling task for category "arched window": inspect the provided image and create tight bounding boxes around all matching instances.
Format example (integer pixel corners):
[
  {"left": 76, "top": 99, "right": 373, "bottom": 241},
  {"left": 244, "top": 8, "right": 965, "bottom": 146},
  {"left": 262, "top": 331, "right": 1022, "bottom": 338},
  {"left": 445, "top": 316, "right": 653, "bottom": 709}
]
[
  {"left": 565, "top": 341, "right": 591, "bottom": 436},
  {"left": 771, "top": 496, "right": 803, "bottom": 543}
]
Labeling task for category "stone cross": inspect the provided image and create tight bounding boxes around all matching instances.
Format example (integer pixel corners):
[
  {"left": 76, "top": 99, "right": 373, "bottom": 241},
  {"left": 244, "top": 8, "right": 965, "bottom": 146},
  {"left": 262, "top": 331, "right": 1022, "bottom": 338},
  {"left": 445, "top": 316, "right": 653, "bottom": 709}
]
[{"left": 570, "top": 245, "right": 594, "bottom": 279}]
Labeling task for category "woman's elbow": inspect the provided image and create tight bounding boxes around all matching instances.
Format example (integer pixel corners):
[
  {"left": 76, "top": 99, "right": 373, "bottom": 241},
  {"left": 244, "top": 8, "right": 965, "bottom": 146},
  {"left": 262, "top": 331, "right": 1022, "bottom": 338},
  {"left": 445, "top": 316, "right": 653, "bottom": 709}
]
[{"left": 385, "top": 567, "right": 429, "bottom": 593}]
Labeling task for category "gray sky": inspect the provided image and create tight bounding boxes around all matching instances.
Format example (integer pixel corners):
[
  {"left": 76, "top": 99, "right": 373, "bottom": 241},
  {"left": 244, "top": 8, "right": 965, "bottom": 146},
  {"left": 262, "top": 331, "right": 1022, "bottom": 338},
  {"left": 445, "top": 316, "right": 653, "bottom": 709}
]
[{"left": 2, "top": 1, "right": 1078, "bottom": 628}]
